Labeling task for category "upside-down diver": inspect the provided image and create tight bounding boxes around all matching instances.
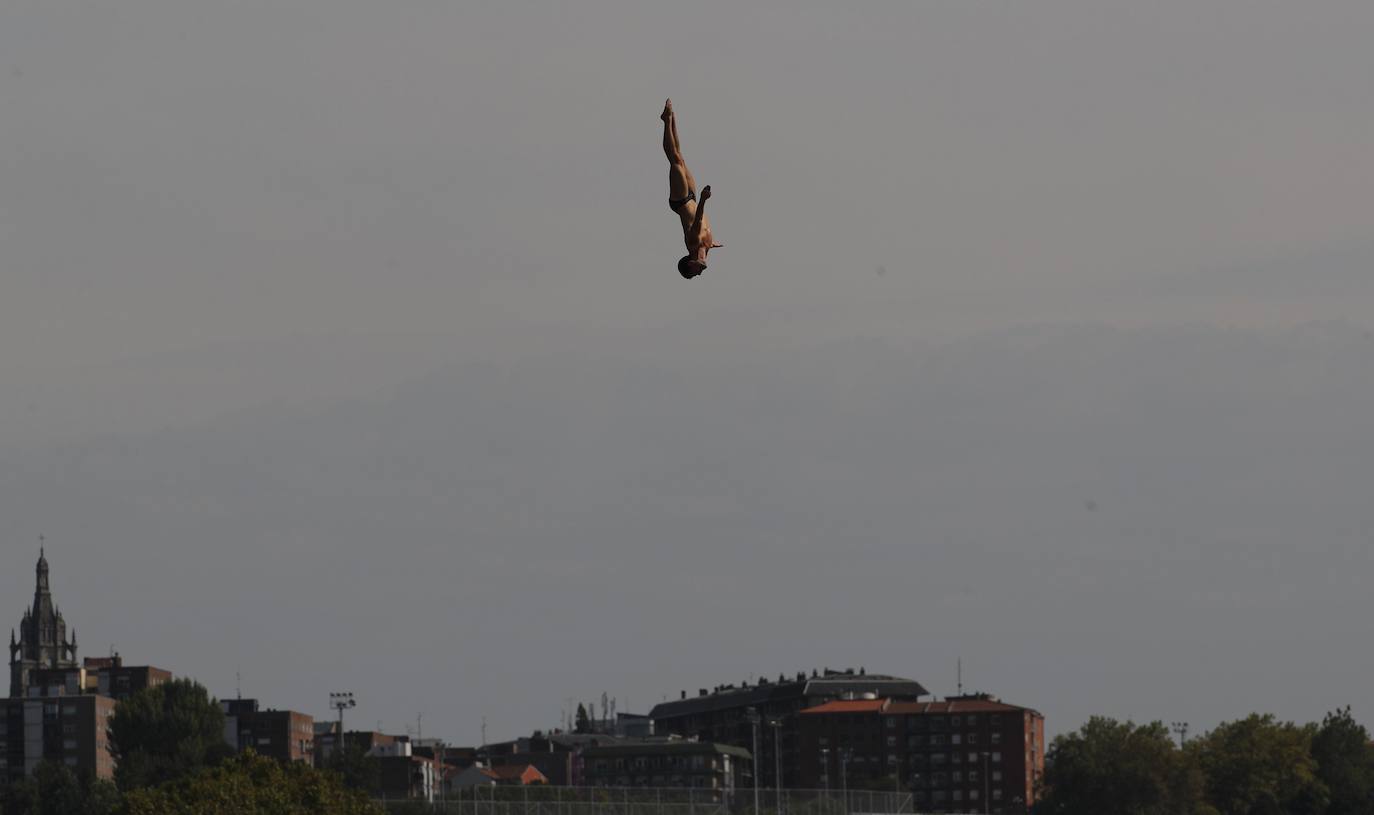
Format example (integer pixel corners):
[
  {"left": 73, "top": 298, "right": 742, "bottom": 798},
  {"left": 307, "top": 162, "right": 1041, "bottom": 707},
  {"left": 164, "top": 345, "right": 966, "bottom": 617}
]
[{"left": 662, "top": 99, "right": 722, "bottom": 279}]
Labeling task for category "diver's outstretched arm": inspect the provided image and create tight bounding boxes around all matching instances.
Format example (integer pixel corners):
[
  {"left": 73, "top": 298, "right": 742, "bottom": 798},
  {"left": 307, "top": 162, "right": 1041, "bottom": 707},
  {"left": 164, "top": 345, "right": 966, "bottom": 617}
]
[{"left": 690, "top": 185, "right": 711, "bottom": 239}]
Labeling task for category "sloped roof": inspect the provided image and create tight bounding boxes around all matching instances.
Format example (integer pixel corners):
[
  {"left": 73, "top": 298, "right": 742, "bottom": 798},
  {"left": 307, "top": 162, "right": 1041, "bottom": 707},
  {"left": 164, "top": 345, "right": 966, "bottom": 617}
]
[{"left": 799, "top": 700, "right": 887, "bottom": 715}]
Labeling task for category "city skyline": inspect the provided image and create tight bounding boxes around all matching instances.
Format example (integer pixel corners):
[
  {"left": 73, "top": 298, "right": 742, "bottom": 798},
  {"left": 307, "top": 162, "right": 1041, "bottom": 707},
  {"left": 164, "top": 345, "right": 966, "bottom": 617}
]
[{"left": 4, "top": 0, "right": 1373, "bottom": 750}]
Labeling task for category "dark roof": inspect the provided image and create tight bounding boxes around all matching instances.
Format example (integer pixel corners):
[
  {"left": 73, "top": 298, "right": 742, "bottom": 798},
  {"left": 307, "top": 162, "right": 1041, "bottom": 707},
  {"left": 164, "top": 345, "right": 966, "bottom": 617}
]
[
  {"left": 650, "top": 672, "right": 927, "bottom": 720},
  {"left": 803, "top": 677, "right": 928, "bottom": 699},
  {"left": 582, "top": 741, "right": 752, "bottom": 761},
  {"left": 651, "top": 682, "right": 803, "bottom": 720}
]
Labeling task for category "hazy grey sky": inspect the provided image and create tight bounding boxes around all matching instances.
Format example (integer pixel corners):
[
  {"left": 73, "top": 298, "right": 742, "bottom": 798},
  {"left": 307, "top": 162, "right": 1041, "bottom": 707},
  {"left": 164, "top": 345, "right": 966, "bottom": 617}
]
[{"left": 3, "top": 1, "right": 1373, "bottom": 744}]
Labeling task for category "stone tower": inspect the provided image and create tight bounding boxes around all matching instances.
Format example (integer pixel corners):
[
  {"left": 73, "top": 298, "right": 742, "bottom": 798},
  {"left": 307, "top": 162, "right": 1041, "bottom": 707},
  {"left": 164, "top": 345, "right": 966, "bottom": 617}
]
[{"left": 9, "top": 548, "right": 79, "bottom": 698}]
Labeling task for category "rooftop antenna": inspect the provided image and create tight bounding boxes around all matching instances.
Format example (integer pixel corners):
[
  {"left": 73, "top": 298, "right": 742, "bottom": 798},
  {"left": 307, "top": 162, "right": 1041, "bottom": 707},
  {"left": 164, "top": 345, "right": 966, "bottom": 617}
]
[
  {"left": 957, "top": 657, "right": 963, "bottom": 696},
  {"left": 236, "top": 670, "right": 242, "bottom": 700},
  {"left": 481, "top": 716, "right": 487, "bottom": 747}
]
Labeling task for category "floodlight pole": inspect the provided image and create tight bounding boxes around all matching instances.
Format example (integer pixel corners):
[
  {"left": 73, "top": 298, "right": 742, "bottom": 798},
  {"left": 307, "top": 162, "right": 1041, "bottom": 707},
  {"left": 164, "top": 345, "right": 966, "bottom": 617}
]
[{"left": 330, "top": 692, "right": 357, "bottom": 760}]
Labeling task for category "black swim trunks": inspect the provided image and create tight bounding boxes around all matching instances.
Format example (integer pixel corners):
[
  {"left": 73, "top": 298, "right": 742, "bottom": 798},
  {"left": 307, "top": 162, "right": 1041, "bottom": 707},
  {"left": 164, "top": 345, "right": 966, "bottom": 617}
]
[{"left": 669, "top": 190, "right": 696, "bottom": 213}]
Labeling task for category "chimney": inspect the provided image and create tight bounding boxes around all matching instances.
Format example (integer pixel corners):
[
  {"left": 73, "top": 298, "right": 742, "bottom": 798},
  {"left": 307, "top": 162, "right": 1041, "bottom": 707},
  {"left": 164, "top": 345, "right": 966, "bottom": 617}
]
[{"left": 681, "top": 690, "right": 687, "bottom": 700}]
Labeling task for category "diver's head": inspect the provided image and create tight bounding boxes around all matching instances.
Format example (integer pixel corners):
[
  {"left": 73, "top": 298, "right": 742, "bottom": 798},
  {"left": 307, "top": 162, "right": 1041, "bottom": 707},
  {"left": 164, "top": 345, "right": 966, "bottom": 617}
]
[{"left": 678, "top": 256, "right": 705, "bottom": 279}]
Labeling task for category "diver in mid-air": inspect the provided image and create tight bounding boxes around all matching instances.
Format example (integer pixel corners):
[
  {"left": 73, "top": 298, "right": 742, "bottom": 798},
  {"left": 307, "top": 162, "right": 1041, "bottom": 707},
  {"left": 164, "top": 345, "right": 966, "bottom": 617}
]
[{"left": 662, "top": 100, "right": 722, "bottom": 279}]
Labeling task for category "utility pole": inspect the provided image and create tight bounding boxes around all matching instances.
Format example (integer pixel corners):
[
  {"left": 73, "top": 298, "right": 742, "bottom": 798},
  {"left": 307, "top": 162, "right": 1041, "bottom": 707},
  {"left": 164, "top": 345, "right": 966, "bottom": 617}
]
[
  {"left": 820, "top": 748, "right": 831, "bottom": 815},
  {"left": 769, "top": 718, "right": 784, "bottom": 815},
  {"left": 840, "top": 748, "right": 850, "bottom": 815},
  {"left": 329, "top": 692, "right": 357, "bottom": 760},
  {"left": 747, "top": 707, "right": 761, "bottom": 815}
]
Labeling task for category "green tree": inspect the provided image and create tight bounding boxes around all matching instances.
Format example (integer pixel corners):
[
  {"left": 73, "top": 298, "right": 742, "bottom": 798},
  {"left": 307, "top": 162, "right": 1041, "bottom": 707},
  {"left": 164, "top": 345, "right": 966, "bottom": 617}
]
[
  {"left": 119, "top": 750, "right": 380, "bottom": 815},
  {"left": 575, "top": 703, "right": 590, "bottom": 734},
  {"left": 0, "top": 758, "right": 120, "bottom": 813},
  {"left": 0, "top": 761, "right": 119, "bottom": 815},
  {"left": 107, "top": 678, "right": 234, "bottom": 791},
  {"left": 1036, "top": 717, "right": 1205, "bottom": 815},
  {"left": 326, "top": 742, "right": 382, "bottom": 796},
  {"left": 1312, "top": 707, "right": 1374, "bottom": 815},
  {"left": 1196, "top": 713, "right": 1327, "bottom": 815}
]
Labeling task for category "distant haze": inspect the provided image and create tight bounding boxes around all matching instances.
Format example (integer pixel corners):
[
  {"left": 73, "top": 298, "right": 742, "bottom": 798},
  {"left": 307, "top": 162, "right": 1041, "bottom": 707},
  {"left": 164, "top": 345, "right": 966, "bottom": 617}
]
[{"left": 2, "top": 1, "right": 1372, "bottom": 744}]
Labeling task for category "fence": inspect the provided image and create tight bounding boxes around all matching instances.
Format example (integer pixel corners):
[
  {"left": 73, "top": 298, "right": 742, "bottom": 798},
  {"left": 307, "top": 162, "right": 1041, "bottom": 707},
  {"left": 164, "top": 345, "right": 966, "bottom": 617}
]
[{"left": 375, "top": 786, "right": 948, "bottom": 815}]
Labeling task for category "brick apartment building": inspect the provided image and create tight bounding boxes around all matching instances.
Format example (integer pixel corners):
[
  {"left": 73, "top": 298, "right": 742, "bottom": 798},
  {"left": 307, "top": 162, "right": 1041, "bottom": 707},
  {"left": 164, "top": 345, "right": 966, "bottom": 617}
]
[
  {"left": 222, "top": 698, "right": 315, "bottom": 765},
  {"left": 797, "top": 694, "right": 1044, "bottom": 814},
  {"left": 580, "top": 740, "right": 751, "bottom": 795},
  {"left": 649, "top": 668, "right": 928, "bottom": 789},
  {"left": 483, "top": 731, "right": 625, "bottom": 786},
  {"left": 1, "top": 693, "right": 117, "bottom": 783}
]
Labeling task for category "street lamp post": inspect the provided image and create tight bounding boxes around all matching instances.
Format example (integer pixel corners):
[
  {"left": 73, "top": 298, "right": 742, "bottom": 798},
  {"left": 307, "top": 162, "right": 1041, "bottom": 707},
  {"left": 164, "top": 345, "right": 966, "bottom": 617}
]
[
  {"left": 840, "top": 748, "right": 850, "bottom": 815},
  {"left": 329, "top": 692, "right": 357, "bottom": 761},
  {"left": 768, "top": 719, "right": 783, "bottom": 815},
  {"left": 820, "top": 748, "right": 831, "bottom": 815},
  {"left": 747, "top": 708, "right": 761, "bottom": 815}
]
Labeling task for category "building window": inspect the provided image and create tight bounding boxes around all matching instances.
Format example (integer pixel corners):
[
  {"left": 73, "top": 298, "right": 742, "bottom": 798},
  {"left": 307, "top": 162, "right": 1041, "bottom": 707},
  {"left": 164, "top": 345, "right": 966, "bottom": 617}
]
[
  {"left": 64, "top": 739, "right": 78, "bottom": 750},
  {"left": 953, "top": 790, "right": 962, "bottom": 803},
  {"left": 969, "top": 752, "right": 977, "bottom": 764},
  {"left": 991, "top": 732, "right": 1002, "bottom": 744},
  {"left": 968, "top": 733, "right": 978, "bottom": 744},
  {"left": 966, "top": 715, "right": 977, "bottom": 725},
  {"left": 970, "top": 790, "right": 980, "bottom": 801},
  {"left": 952, "top": 771, "right": 962, "bottom": 783},
  {"left": 993, "top": 789, "right": 1003, "bottom": 801},
  {"left": 885, "top": 718, "right": 896, "bottom": 730},
  {"left": 951, "top": 716, "right": 961, "bottom": 728},
  {"left": 952, "top": 734, "right": 962, "bottom": 746},
  {"left": 992, "top": 771, "right": 1002, "bottom": 782},
  {"left": 886, "top": 736, "right": 897, "bottom": 747},
  {"left": 992, "top": 752, "right": 1002, "bottom": 763}
]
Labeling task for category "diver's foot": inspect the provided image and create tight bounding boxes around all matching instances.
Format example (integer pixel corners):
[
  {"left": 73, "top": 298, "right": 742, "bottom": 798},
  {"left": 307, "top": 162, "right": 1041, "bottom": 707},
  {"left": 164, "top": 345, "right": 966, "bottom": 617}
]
[{"left": 661, "top": 99, "right": 672, "bottom": 121}]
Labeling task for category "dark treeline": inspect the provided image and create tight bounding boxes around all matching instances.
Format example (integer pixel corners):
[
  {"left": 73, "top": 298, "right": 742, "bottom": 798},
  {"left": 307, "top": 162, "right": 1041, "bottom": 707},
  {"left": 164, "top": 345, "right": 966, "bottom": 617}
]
[{"left": 1038, "top": 708, "right": 1374, "bottom": 815}]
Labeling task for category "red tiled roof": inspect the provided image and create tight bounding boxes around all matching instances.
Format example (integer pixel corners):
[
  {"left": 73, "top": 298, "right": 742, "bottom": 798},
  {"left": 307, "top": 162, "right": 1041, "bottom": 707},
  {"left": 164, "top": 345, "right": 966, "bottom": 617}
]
[
  {"left": 885, "top": 700, "right": 1031, "bottom": 715},
  {"left": 483, "top": 765, "right": 548, "bottom": 784},
  {"left": 800, "top": 700, "right": 887, "bottom": 715}
]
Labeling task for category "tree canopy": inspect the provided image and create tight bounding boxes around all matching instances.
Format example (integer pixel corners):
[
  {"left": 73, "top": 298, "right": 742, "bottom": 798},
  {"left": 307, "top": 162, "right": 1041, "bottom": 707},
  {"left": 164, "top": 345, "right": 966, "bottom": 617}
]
[
  {"left": 1037, "top": 717, "right": 1205, "bottom": 815},
  {"left": 1196, "top": 713, "right": 1326, "bottom": 815},
  {"left": 107, "top": 678, "right": 234, "bottom": 791},
  {"left": 0, "top": 761, "right": 119, "bottom": 815},
  {"left": 119, "top": 750, "right": 380, "bottom": 815}
]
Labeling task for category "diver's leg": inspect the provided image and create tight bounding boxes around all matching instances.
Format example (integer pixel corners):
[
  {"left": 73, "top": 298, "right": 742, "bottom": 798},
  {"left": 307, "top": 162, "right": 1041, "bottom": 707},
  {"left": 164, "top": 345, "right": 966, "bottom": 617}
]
[{"left": 663, "top": 100, "right": 693, "bottom": 201}]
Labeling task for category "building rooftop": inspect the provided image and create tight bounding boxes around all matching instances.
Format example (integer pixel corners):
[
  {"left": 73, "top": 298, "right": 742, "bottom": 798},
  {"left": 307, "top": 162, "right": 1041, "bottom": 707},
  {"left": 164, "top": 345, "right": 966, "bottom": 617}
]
[
  {"left": 649, "top": 670, "right": 927, "bottom": 720},
  {"left": 885, "top": 697, "right": 1040, "bottom": 715},
  {"left": 799, "top": 700, "right": 887, "bottom": 715},
  {"left": 582, "top": 741, "right": 753, "bottom": 760}
]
